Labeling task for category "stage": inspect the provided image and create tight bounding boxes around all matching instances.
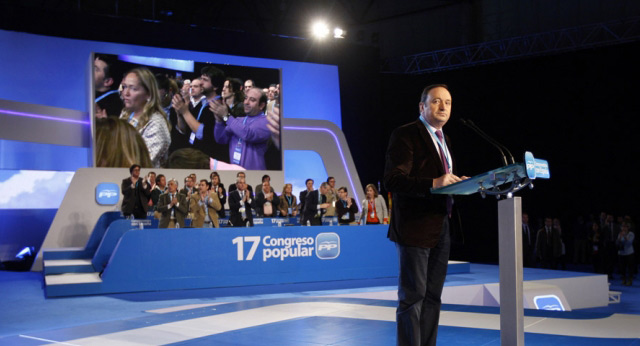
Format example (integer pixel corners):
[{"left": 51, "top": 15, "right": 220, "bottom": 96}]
[{"left": 1, "top": 264, "right": 638, "bottom": 345}]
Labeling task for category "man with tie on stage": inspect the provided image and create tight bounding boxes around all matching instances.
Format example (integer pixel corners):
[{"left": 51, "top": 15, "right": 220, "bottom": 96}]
[
  {"left": 157, "top": 179, "right": 188, "bottom": 229},
  {"left": 384, "top": 84, "right": 467, "bottom": 346}
]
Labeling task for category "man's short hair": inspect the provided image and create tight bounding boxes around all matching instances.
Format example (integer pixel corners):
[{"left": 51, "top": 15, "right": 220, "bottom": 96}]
[
  {"left": 236, "top": 171, "right": 245, "bottom": 177},
  {"left": 167, "top": 148, "right": 209, "bottom": 169},
  {"left": 168, "top": 178, "right": 179, "bottom": 187},
  {"left": 327, "top": 176, "right": 335, "bottom": 182},
  {"left": 201, "top": 66, "right": 225, "bottom": 89},
  {"left": 200, "top": 179, "right": 210, "bottom": 188},
  {"left": 95, "top": 54, "right": 116, "bottom": 80},
  {"left": 155, "top": 174, "right": 165, "bottom": 185},
  {"left": 338, "top": 186, "right": 347, "bottom": 193},
  {"left": 129, "top": 164, "right": 141, "bottom": 174},
  {"left": 320, "top": 182, "right": 328, "bottom": 189},
  {"left": 420, "top": 84, "right": 449, "bottom": 103},
  {"left": 262, "top": 174, "right": 270, "bottom": 182},
  {"left": 305, "top": 178, "right": 314, "bottom": 185}
]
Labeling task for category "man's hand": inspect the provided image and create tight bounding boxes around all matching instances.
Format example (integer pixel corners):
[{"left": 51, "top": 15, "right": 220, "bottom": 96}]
[
  {"left": 266, "top": 106, "right": 280, "bottom": 149},
  {"left": 172, "top": 94, "right": 188, "bottom": 114},
  {"left": 243, "top": 192, "right": 250, "bottom": 202},
  {"left": 171, "top": 196, "right": 178, "bottom": 206},
  {"left": 209, "top": 99, "right": 228, "bottom": 122},
  {"left": 432, "top": 173, "right": 463, "bottom": 188}
]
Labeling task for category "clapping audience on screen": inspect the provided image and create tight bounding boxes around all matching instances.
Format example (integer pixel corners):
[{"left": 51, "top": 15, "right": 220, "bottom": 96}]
[
  {"left": 172, "top": 66, "right": 229, "bottom": 163},
  {"left": 119, "top": 67, "right": 171, "bottom": 168},
  {"left": 222, "top": 78, "right": 245, "bottom": 117},
  {"left": 212, "top": 87, "right": 271, "bottom": 170}
]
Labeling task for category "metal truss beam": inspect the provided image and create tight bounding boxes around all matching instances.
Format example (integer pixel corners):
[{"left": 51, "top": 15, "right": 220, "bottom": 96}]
[{"left": 397, "top": 16, "right": 640, "bottom": 74}]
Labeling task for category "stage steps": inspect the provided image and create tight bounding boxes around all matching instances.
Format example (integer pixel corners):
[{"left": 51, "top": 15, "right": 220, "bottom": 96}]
[
  {"left": 45, "top": 272, "right": 103, "bottom": 297},
  {"left": 43, "top": 259, "right": 95, "bottom": 275}
]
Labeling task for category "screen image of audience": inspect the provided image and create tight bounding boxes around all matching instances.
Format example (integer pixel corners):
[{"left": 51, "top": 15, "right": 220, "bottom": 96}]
[{"left": 92, "top": 53, "right": 282, "bottom": 170}]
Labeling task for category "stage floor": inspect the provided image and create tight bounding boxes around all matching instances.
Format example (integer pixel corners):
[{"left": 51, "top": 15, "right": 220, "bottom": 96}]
[{"left": 1, "top": 264, "right": 639, "bottom": 345}]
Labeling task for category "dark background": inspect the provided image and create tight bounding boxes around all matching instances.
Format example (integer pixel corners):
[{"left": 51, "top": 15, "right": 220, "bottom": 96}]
[{"left": 2, "top": 1, "right": 639, "bottom": 264}]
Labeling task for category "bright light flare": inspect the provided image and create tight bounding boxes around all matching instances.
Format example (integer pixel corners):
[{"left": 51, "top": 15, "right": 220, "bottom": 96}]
[
  {"left": 311, "top": 21, "right": 330, "bottom": 39},
  {"left": 333, "top": 28, "right": 345, "bottom": 39}
]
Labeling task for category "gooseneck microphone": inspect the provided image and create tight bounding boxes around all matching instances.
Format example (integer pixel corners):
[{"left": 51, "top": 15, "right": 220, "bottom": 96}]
[{"left": 460, "top": 119, "right": 514, "bottom": 166}]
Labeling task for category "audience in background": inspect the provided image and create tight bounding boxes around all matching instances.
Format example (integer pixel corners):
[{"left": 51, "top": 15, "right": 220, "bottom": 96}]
[
  {"left": 324, "top": 176, "right": 338, "bottom": 217},
  {"left": 157, "top": 178, "right": 188, "bottom": 228},
  {"left": 359, "top": 184, "right": 388, "bottom": 225},
  {"left": 278, "top": 183, "right": 298, "bottom": 217},
  {"left": 302, "top": 182, "right": 330, "bottom": 226},
  {"left": 336, "top": 187, "right": 358, "bottom": 225},
  {"left": 210, "top": 172, "right": 227, "bottom": 218},
  {"left": 121, "top": 164, "right": 151, "bottom": 219},
  {"left": 190, "top": 180, "right": 222, "bottom": 228},
  {"left": 228, "top": 177, "right": 255, "bottom": 227},
  {"left": 255, "top": 181, "right": 279, "bottom": 217}
]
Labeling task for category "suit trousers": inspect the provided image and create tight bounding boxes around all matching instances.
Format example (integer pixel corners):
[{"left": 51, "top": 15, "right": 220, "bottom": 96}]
[{"left": 396, "top": 217, "right": 450, "bottom": 346}]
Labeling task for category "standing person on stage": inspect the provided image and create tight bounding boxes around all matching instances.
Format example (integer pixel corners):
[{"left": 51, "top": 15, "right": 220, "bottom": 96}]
[
  {"left": 121, "top": 164, "right": 152, "bottom": 219},
  {"left": 228, "top": 177, "right": 255, "bottom": 227},
  {"left": 302, "top": 182, "right": 330, "bottom": 226},
  {"left": 336, "top": 187, "right": 358, "bottom": 225},
  {"left": 279, "top": 183, "right": 298, "bottom": 217},
  {"left": 384, "top": 84, "right": 467, "bottom": 346},
  {"left": 324, "top": 176, "right": 338, "bottom": 217},
  {"left": 617, "top": 222, "right": 635, "bottom": 286},
  {"left": 255, "top": 180, "right": 279, "bottom": 217},
  {"left": 157, "top": 179, "right": 188, "bottom": 228},
  {"left": 190, "top": 180, "right": 222, "bottom": 228},
  {"left": 299, "top": 179, "right": 314, "bottom": 216},
  {"left": 210, "top": 172, "right": 227, "bottom": 219},
  {"left": 359, "top": 184, "right": 389, "bottom": 225}
]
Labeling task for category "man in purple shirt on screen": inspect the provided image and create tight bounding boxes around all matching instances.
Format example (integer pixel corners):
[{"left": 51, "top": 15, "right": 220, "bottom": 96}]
[{"left": 212, "top": 87, "right": 270, "bottom": 170}]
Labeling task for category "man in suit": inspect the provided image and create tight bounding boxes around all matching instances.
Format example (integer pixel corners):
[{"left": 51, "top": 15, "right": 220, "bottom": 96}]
[
  {"left": 522, "top": 213, "right": 534, "bottom": 267},
  {"left": 255, "top": 180, "right": 279, "bottom": 217},
  {"left": 157, "top": 179, "right": 188, "bottom": 228},
  {"left": 299, "top": 178, "right": 314, "bottom": 216},
  {"left": 302, "top": 182, "right": 330, "bottom": 226},
  {"left": 536, "top": 217, "right": 561, "bottom": 269},
  {"left": 384, "top": 84, "right": 467, "bottom": 346},
  {"left": 228, "top": 171, "right": 253, "bottom": 195},
  {"left": 228, "top": 177, "right": 255, "bottom": 227},
  {"left": 190, "top": 179, "right": 222, "bottom": 228},
  {"left": 121, "top": 164, "right": 152, "bottom": 219}
]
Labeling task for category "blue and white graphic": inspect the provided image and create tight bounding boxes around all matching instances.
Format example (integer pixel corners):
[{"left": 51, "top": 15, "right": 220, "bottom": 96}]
[
  {"left": 316, "top": 232, "right": 340, "bottom": 259},
  {"left": 0, "top": 170, "right": 74, "bottom": 209},
  {"left": 534, "top": 294, "right": 565, "bottom": 311},
  {"left": 95, "top": 183, "right": 119, "bottom": 205},
  {"left": 524, "top": 151, "right": 536, "bottom": 179}
]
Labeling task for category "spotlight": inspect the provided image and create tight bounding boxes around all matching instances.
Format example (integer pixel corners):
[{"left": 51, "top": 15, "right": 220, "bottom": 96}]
[
  {"left": 333, "top": 27, "right": 345, "bottom": 39},
  {"left": 312, "top": 21, "right": 330, "bottom": 39}
]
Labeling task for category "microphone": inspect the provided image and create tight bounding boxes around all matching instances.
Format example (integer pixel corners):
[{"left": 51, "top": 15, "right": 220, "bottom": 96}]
[{"left": 460, "top": 119, "right": 514, "bottom": 166}]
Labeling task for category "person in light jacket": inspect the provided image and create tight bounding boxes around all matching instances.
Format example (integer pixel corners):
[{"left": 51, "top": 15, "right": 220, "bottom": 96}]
[{"left": 360, "top": 184, "right": 388, "bottom": 225}]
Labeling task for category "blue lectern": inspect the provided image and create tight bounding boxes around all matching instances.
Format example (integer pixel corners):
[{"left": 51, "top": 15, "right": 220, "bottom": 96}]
[{"left": 432, "top": 151, "right": 550, "bottom": 346}]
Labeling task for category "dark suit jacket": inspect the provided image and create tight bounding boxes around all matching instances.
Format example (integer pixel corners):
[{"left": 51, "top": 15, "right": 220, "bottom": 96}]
[
  {"left": 211, "top": 183, "right": 227, "bottom": 218},
  {"left": 383, "top": 119, "right": 458, "bottom": 248},
  {"left": 228, "top": 183, "right": 253, "bottom": 195},
  {"left": 156, "top": 191, "right": 189, "bottom": 228},
  {"left": 299, "top": 190, "right": 311, "bottom": 214},
  {"left": 228, "top": 189, "right": 255, "bottom": 227},
  {"left": 121, "top": 177, "right": 152, "bottom": 215},
  {"left": 255, "top": 190, "right": 280, "bottom": 217},
  {"left": 302, "top": 190, "right": 326, "bottom": 225}
]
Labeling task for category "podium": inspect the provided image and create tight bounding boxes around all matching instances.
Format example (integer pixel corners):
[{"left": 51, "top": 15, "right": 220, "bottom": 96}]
[{"left": 432, "top": 151, "right": 550, "bottom": 346}]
